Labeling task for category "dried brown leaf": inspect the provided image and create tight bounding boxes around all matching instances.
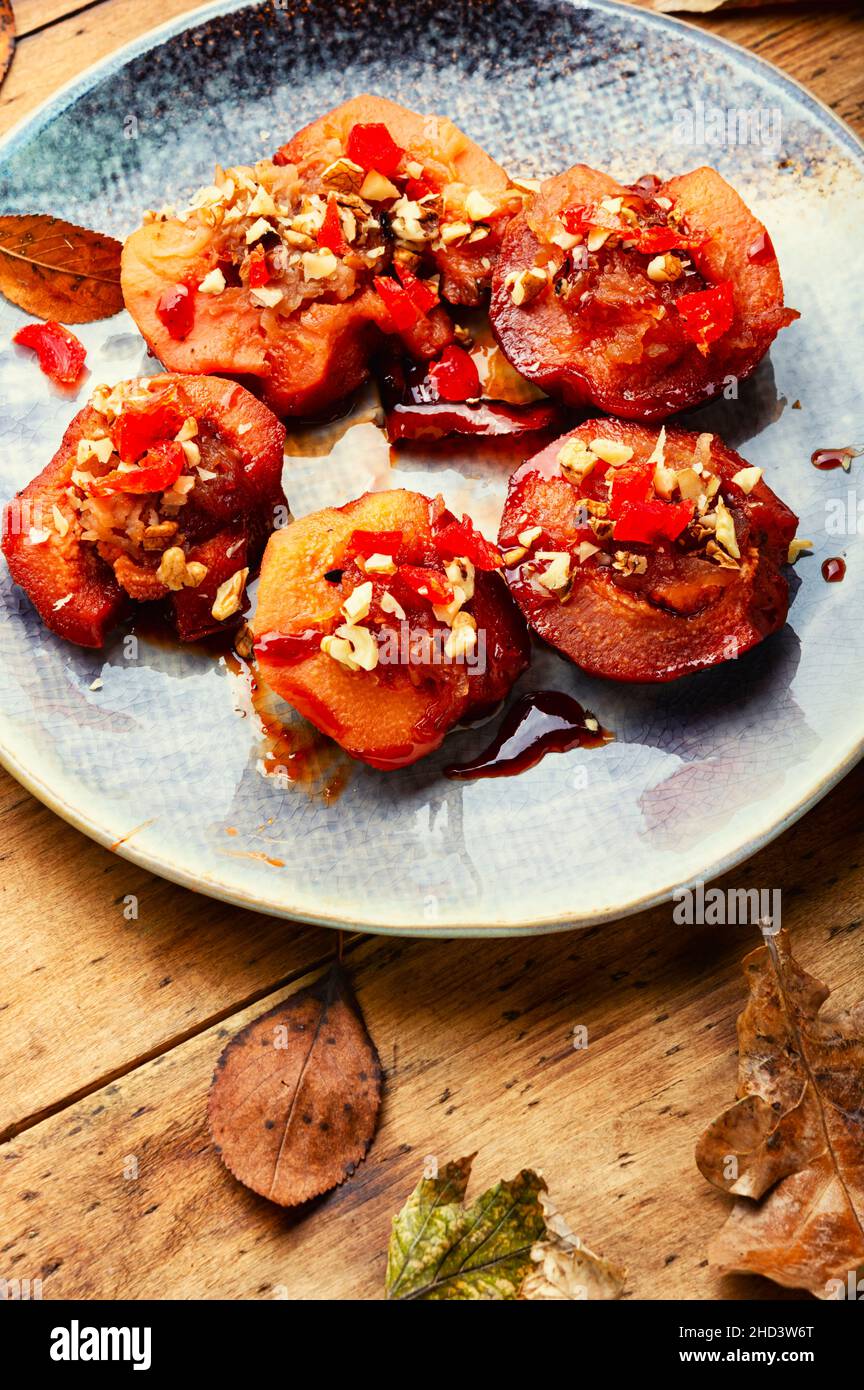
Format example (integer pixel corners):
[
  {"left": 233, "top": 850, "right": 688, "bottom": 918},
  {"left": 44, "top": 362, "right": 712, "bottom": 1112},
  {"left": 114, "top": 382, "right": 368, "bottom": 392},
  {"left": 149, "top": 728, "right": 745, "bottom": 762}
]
[
  {"left": 520, "top": 1191, "right": 626, "bottom": 1300},
  {"left": 0, "top": 213, "right": 123, "bottom": 322},
  {"left": 697, "top": 929, "right": 864, "bottom": 1296},
  {"left": 207, "top": 962, "right": 382, "bottom": 1206},
  {"left": 0, "top": 1, "right": 14, "bottom": 91}
]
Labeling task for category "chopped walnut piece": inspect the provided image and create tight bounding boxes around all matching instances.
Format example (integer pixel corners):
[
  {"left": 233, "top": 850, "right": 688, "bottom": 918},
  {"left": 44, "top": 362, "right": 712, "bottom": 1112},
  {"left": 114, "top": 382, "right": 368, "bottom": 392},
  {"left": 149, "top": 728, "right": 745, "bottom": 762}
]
[
  {"left": 502, "top": 546, "right": 527, "bottom": 566},
  {"left": 433, "top": 585, "right": 468, "bottom": 627},
  {"left": 647, "top": 426, "right": 667, "bottom": 467},
  {"left": 558, "top": 437, "right": 598, "bottom": 482},
  {"left": 234, "top": 624, "right": 255, "bottom": 659},
  {"left": 341, "top": 580, "right": 373, "bottom": 625},
  {"left": 77, "top": 437, "right": 114, "bottom": 467},
  {"left": 586, "top": 227, "right": 612, "bottom": 253},
  {"left": 322, "top": 157, "right": 365, "bottom": 192},
  {"left": 731, "top": 466, "right": 763, "bottom": 494},
  {"left": 180, "top": 439, "right": 201, "bottom": 468},
  {"left": 535, "top": 550, "right": 572, "bottom": 596},
  {"left": 582, "top": 498, "right": 610, "bottom": 518},
  {"left": 199, "top": 268, "right": 227, "bottom": 295},
  {"left": 359, "top": 170, "right": 400, "bottom": 202},
  {"left": 439, "top": 220, "right": 473, "bottom": 246},
  {"left": 245, "top": 216, "right": 274, "bottom": 245},
  {"left": 589, "top": 516, "right": 615, "bottom": 541},
  {"left": 380, "top": 590, "right": 406, "bottom": 620},
  {"left": 362, "top": 553, "right": 397, "bottom": 576},
  {"left": 301, "top": 250, "right": 338, "bottom": 280},
  {"left": 248, "top": 184, "right": 278, "bottom": 217},
  {"left": 712, "top": 497, "right": 740, "bottom": 559},
  {"left": 143, "top": 521, "right": 179, "bottom": 551},
  {"left": 653, "top": 459, "right": 679, "bottom": 500},
  {"left": 157, "top": 546, "right": 208, "bottom": 591},
  {"left": 465, "top": 190, "right": 497, "bottom": 222},
  {"left": 505, "top": 265, "right": 547, "bottom": 306},
  {"left": 788, "top": 538, "right": 813, "bottom": 564},
  {"left": 551, "top": 229, "right": 582, "bottom": 252},
  {"left": 676, "top": 466, "right": 704, "bottom": 501},
  {"left": 705, "top": 540, "right": 741, "bottom": 569},
  {"left": 444, "top": 557, "right": 475, "bottom": 602},
  {"left": 251, "top": 285, "right": 285, "bottom": 308},
  {"left": 211, "top": 567, "right": 249, "bottom": 620},
  {"left": 589, "top": 437, "right": 633, "bottom": 467},
  {"left": 646, "top": 253, "right": 683, "bottom": 283},
  {"left": 175, "top": 416, "right": 199, "bottom": 442},
  {"left": 694, "top": 433, "right": 714, "bottom": 470},
  {"left": 444, "top": 610, "right": 478, "bottom": 661},
  {"left": 322, "top": 623, "right": 379, "bottom": 672},
  {"left": 613, "top": 550, "right": 648, "bottom": 576}
]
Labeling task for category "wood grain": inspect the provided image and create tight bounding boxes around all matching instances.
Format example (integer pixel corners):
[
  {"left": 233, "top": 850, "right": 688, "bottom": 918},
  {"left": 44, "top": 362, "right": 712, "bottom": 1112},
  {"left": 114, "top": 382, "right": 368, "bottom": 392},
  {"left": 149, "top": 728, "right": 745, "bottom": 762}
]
[
  {"left": 0, "top": 770, "right": 334, "bottom": 1139},
  {"left": 0, "top": 0, "right": 862, "bottom": 1302},
  {"left": 3, "top": 760, "right": 862, "bottom": 1301}
]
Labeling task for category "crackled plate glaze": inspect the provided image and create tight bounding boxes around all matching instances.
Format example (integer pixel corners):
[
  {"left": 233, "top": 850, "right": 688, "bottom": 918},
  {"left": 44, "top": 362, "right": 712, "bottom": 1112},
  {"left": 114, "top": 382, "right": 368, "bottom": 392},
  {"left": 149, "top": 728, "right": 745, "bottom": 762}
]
[{"left": 0, "top": 0, "right": 862, "bottom": 935}]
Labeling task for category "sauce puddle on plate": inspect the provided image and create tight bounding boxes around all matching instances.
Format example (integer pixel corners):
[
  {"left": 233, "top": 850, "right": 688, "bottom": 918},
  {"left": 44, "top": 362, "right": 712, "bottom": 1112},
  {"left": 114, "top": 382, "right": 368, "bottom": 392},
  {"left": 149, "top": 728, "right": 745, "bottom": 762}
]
[
  {"left": 224, "top": 646, "right": 351, "bottom": 805},
  {"left": 811, "top": 445, "right": 863, "bottom": 471},
  {"left": 445, "top": 690, "right": 612, "bottom": 780},
  {"left": 822, "top": 556, "right": 846, "bottom": 583}
]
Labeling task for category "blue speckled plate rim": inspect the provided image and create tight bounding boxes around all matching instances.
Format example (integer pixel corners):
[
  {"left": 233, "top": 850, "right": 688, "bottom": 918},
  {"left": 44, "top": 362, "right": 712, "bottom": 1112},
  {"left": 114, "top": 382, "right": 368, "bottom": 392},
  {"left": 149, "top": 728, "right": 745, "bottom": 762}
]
[
  {"left": 1, "top": 0, "right": 863, "bottom": 172},
  {"left": 0, "top": 0, "right": 862, "bottom": 937}
]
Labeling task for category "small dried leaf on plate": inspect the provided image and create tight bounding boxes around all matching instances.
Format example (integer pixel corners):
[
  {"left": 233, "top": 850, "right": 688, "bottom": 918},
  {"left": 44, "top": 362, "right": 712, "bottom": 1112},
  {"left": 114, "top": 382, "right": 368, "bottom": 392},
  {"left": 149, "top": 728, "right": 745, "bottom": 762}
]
[
  {"left": 697, "top": 929, "right": 864, "bottom": 1296},
  {"left": 207, "top": 962, "right": 382, "bottom": 1207},
  {"left": 0, "top": 213, "right": 123, "bottom": 322},
  {"left": 386, "top": 1154, "right": 546, "bottom": 1300},
  {"left": 520, "top": 1190, "right": 626, "bottom": 1299},
  {"left": 0, "top": 0, "right": 14, "bottom": 90}
]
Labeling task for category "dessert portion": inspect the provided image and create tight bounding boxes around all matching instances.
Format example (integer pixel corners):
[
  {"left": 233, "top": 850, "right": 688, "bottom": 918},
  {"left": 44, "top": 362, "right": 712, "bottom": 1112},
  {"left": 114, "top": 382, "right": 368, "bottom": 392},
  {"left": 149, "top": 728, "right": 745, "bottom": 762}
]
[
  {"left": 490, "top": 165, "right": 797, "bottom": 421},
  {"left": 2, "top": 374, "right": 286, "bottom": 647},
  {"left": 498, "top": 420, "right": 798, "bottom": 682},
  {"left": 273, "top": 94, "right": 525, "bottom": 307},
  {"left": 122, "top": 96, "right": 524, "bottom": 418},
  {"left": 252, "top": 488, "right": 530, "bottom": 769}
]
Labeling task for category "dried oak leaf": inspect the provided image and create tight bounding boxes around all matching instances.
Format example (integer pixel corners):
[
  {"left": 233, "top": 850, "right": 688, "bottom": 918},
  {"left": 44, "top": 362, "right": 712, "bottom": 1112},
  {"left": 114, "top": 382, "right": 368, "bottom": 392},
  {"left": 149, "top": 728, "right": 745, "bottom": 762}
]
[
  {"left": 0, "top": 1, "right": 14, "bottom": 91},
  {"left": 0, "top": 214, "right": 123, "bottom": 322},
  {"left": 386, "top": 1155, "right": 546, "bottom": 1299},
  {"left": 207, "top": 963, "right": 382, "bottom": 1207},
  {"left": 520, "top": 1190, "right": 626, "bottom": 1300},
  {"left": 697, "top": 929, "right": 864, "bottom": 1296}
]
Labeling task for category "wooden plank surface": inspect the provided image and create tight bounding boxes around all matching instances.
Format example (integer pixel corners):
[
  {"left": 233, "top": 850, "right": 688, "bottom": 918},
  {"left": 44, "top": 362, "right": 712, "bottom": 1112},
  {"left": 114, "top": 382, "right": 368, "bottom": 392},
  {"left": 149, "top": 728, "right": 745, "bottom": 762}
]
[
  {"left": 0, "top": 0, "right": 863, "bottom": 1302},
  {"left": 4, "top": 760, "right": 863, "bottom": 1301},
  {"left": 0, "top": 773, "right": 336, "bottom": 1140}
]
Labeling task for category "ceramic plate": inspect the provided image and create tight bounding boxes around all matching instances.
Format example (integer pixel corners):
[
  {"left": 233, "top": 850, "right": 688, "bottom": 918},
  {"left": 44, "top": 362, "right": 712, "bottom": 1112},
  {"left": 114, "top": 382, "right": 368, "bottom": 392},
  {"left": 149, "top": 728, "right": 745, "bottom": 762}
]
[{"left": 1, "top": 0, "right": 862, "bottom": 935}]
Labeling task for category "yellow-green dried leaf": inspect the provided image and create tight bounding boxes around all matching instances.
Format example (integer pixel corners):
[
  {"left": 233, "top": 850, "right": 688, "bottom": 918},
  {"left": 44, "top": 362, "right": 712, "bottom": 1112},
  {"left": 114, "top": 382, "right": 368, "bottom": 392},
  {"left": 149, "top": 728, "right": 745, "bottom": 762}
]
[{"left": 386, "top": 1155, "right": 547, "bottom": 1300}]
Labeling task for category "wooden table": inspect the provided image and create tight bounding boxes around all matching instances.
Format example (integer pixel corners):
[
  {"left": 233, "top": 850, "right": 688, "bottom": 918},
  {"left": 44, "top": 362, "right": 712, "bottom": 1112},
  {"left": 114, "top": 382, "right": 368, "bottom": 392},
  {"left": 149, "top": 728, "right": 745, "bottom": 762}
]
[{"left": 1, "top": 0, "right": 862, "bottom": 1302}]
